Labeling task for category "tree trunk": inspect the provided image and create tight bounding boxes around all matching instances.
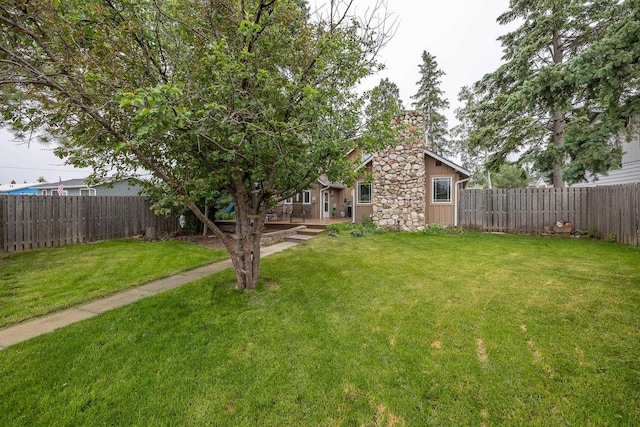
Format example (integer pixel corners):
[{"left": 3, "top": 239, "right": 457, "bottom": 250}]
[
  {"left": 182, "top": 196, "right": 266, "bottom": 290},
  {"left": 202, "top": 202, "right": 209, "bottom": 236},
  {"left": 551, "top": 29, "right": 566, "bottom": 189},
  {"left": 230, "top": 201, "right": 266, "bottom": 290},
  {"left": 551, "top": 110, "right": 565, "bottom": 188},
  {"left": 227, "top": 172, "right": 269, "bottom": 290}
]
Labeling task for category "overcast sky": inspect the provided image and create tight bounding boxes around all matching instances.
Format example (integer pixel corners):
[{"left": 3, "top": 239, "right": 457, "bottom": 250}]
[{"left": 0, "top": 0, "right": 512, "bottom": 185}]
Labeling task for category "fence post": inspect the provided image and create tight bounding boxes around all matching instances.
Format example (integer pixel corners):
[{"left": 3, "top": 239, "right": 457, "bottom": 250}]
[{"left": 0, "top": 196, "right": 5, "bottom": 253}]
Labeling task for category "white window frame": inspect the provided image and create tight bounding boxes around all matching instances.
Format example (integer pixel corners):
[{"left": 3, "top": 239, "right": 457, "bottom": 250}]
[
  {"left": 357, "top": 182, "right": 372, "bottom": 204},
  {"left": 432, "top": 177, "right": 452, "bottom": 204},
  {"left": 80, "top": 188, "right": 96, "bottom": 196},
  {"left": 285, "top": 190, "right": 311, "bottom": 204}
]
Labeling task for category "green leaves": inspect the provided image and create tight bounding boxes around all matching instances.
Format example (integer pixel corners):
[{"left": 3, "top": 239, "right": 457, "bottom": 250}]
[
  {"left": 1, "top": 0, "right": 394, "bottom": 287},
  {"left": 455, "top": 0, "right": 630, "bottom": 186}
]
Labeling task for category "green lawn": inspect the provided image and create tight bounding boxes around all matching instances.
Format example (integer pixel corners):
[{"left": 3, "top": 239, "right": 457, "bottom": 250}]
[
  {"left": 1, "top": 232, "right": 638, "bottom": 425},
  {"left": 0, "top": 239, "right": 227, "bottom": 328}
]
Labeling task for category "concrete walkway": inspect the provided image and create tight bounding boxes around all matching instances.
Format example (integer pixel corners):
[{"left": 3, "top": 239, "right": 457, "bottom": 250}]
[{"left": 0, "top": 241, "right": 300, "bottom": 350}]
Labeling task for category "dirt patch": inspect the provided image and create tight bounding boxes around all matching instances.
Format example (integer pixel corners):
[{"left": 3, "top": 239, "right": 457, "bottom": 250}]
[
  {"left": 476, "top": 338, "right": 488, "bottom": 363},
  {"left": 430, "top": 340, "right": 441, "bottom": 349},
  {"left": 520, "top": 323, "right": 527, "bottom": 333},
  {"left": 527, "top": 340, "right": 554, "bottom": 378},
  {"left": 172, "top": 234, "right": 227, "bottom": 250}
]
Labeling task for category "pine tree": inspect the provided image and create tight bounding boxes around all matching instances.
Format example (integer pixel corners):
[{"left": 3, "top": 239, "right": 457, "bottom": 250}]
[
  {"left": 365, "top": 78, "right": 403, "bottom": 118},
  {"left": 411, "top": 51, "right": 450, "bottom": 155},
  {"left": 456, "top": 0, "right": 619, "bottom": 187}
]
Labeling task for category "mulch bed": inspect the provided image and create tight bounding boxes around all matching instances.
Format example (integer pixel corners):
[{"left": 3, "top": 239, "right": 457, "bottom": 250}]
[{"left": 171, "top": 234, "right": 228, "bottom": 250}]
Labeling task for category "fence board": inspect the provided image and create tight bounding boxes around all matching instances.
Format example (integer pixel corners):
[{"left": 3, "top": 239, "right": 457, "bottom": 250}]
[
  {"left": 458, "top": 185, "right": 640, "bottom": 247},
  {"left": 0, "top": 196, "right": 180, "bottom": 253}
]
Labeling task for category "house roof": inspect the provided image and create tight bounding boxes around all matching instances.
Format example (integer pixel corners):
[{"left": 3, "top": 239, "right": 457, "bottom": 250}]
[
  {"left": 318, "top": 175, "right": 346, "bottom": 189},
  {"left": 425, "top": 149, "right": 471, "bottom": 178},
  {"left": 33, "top": 178, "right": 92, "bottom": 189},
  {"left": 0, "top": 182, "right": 41, "bottom": 192},
  {"left": 354, "top": 153, "right": 373, "bottom": 172}
]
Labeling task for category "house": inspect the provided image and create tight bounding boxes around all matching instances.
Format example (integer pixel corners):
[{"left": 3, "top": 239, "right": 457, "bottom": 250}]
[
  {"left": 572, "top": 130, "right": 640, "bottom": 187},
  {"left": 528, "top": 176, "right": 551, "bottom": 188},
  {"left": 274, "top": 110, "right": 470, "bottom": 229},
  {"left": 368, "top": 111, "right": 470, "bottom": 229},
  {"left": 0, "top": 182, "right": 40, "bottom": 195},
  {"left": 33, "top": 178, "right": 143, "bottom": 196}
]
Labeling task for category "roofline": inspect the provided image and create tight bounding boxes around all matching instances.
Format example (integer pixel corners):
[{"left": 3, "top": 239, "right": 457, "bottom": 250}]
[
  {"left": 0, "top": 182, "right": 41, "bottom": 191},
  {"left": 425, "top": 149, "right": 471, "bottom": 177},
  {"left": 354, "top": 154, "right": 373, "bottom": 172}
]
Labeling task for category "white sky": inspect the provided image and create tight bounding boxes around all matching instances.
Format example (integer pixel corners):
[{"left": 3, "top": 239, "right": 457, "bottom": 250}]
[{"left": 0, "top": 0, "right": 511, "bottom": 185}]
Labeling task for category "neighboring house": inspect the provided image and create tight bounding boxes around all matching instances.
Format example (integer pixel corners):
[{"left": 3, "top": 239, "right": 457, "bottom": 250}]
[
  {"left": 274, "top": 110, "right": 470, "bottom": 229},
  {"left": 572, "top": 130, "right": 640, "bottom": 187},
  {"left": 33, "top": 178, "right": 144, "bottom": 196},
  {"left": 529, "top": 176, "right": 551, "bottom": 188},
  {"left": 0, "top": 182, "right": 40, "bottom": 195}
]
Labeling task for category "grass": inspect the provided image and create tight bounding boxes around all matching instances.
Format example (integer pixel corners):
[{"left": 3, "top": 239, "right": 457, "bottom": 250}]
[
  {"left": 0, "top": 232, "right": 639, "bottom": 425},
  {"left": 0, "top": 239, "right": 227, "bottom": 328}
]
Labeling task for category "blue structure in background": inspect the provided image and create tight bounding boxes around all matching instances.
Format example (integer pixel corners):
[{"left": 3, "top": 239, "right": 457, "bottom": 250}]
[{"left": 0, "top": 183, "right": 39, "bottom": 195}]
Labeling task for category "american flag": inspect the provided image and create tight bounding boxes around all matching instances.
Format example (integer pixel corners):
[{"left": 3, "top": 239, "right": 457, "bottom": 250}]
[{"left": 57, "top": 177, "right": 64, "bottom": 196}]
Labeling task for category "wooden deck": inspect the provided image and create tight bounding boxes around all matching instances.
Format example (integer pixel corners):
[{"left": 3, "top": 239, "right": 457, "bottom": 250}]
[{"left": 266, "top": 217, "right": 353, "bottom": 227}]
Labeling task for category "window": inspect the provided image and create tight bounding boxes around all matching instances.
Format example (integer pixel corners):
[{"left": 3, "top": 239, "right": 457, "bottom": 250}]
[
  {"left": 80, "top": 188, "right": 96, "bottom": 196},
  {"left": 357, "top": 182, "right": 372, "bottom": 204},
  {"left": 285, "top": 190, "right": 311, "bottom": 204},
  {"left": 362, "top": 152, "right": 373, "bottom": 163},
  {"left": 432, "top": 177, "right": 451, "bottom": 203}
]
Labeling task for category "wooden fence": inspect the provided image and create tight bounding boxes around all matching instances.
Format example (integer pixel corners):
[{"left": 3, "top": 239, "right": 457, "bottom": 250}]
[
  {"left": 458, "top": 184, "right": 640, "bottom": 247},
  {"left": 0, "top": 196, "right": 179, "bottom": 253}
]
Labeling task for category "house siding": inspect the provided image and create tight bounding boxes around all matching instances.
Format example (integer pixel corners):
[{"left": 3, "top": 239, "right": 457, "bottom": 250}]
[
  {"left": 34, "top": 179, "right": 143, "bottom": 196},
  {"left": 426, "top": 156, "right": 463, "bottom": 227},
  {"left": 573, "top": 132, "right": 640, "bottom": 187}
]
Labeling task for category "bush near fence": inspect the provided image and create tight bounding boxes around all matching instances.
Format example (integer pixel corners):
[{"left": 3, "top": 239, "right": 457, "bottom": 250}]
[
  {"left": 458, "top": 184, "right": 640, "bottom": 247},
  {"left": 0, "top": 195, "right": 179, "bottom": 253}
]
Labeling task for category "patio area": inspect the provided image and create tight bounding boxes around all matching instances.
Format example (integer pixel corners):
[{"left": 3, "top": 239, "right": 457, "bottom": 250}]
[{"left": 266, "top": 215, "right": 353, "bottom": 227}]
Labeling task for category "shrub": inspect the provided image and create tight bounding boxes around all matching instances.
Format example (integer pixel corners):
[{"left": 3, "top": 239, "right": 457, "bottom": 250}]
[
  {"left": 328, "top": 221, "right": 387, "bottom": 237},
  {"left": 422, "top": 223, "right": 464, "bottom": 235}
]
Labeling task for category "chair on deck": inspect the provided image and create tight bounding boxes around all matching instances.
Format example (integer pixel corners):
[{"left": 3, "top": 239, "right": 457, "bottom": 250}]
[{"left": 289, "top": 203, "right": 306, "bottom": 223}]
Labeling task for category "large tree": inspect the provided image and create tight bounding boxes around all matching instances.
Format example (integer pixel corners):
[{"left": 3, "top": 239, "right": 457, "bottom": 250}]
[
  {"left": 411, "top": 50, "right": 450, "bottom": 156},
  {"left": 548, "top": 0, "right": 640, "bottom": 183},
  {"left": 364, "top": 77, "right": 403, "bottom": 138},
  {"left": 455, "top": 0, "right": 619, "bottom": 187},
  {"left": 0, "top": 0, "right": 395, "bottom": 290},
  {"left": 365, "top": 78, "right": 403, "bottom": 118}
]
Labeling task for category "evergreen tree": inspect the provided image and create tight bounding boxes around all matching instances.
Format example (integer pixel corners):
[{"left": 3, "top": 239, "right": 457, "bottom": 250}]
[
  {"left": 365, "top": 78, "right": 403, "bottom": 122},
  {"left": 411, "top": 51, "right": 450, "bottom": 155},
  {"left": 456, "top": 0, "right": 619, "bottom": 187}
]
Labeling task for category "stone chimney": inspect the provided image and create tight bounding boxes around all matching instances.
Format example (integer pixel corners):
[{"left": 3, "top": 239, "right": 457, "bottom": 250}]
[{"left": 371, "top": 111, "right": 427, "bottom": 231}]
